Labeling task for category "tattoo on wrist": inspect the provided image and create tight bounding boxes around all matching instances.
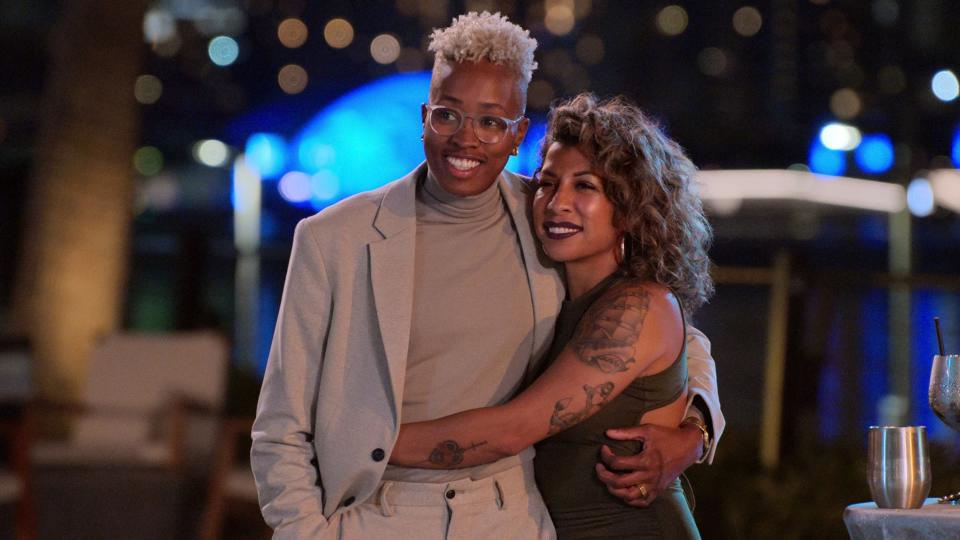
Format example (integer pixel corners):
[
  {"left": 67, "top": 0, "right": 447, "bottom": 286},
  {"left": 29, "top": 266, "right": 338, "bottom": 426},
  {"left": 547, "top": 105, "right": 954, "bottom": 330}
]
[
  {"left": 548, "top": 381, "right": 615, "bottom": 435},
  {"left": 426, "top": 440, "right": 488, "bottom": 466}
]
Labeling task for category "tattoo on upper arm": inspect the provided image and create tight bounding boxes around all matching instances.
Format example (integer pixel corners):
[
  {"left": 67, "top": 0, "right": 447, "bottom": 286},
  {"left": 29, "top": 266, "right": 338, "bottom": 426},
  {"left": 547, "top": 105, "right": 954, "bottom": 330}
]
[
  {"left": 572, "top": 285, "right": 650, "bottom": 371},
  {"left": 581, "top": 352, "right": 636, "bottom": 373},
  {"left": 548, "top": 381, "right": 614, "bottom": 435},
  {"left": 425, "top": 440, "right": 488, "bottom": 467}
]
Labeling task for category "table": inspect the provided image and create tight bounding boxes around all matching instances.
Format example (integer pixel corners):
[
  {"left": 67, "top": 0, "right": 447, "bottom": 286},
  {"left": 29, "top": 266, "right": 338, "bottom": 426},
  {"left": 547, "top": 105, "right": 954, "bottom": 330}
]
[{"left": 844, "top": 498, "right": 960, "bottom": 539}]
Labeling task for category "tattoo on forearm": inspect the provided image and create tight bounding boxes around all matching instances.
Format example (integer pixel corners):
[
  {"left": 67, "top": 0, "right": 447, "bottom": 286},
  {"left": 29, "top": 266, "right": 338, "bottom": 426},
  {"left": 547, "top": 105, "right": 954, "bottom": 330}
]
[
  {"left": 426, "top": 439, "right": 488, "bottom": 466},
  {"left": 548, "top": 381, "right": 615, "bottom": 434},
  {"left": 573, "top": 284, "right": 650, "bottom": 370}
]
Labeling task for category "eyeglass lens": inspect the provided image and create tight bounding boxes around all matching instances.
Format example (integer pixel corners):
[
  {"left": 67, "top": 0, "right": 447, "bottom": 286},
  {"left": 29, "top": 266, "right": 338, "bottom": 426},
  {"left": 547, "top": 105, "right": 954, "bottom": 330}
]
[{"left": 429, "top": 107, "right": 509, "bottom": 144}]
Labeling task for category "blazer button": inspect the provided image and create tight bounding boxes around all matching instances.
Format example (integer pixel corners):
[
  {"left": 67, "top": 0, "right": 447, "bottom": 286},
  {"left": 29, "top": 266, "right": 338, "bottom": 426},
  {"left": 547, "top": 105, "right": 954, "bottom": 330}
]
[
  {"left": 371, "top": 448, "right": 386, "bottom": 462},
  {"left": 343, "top": 496, "right": 355, "bottom": 507},
  {"left": 445, "top": 489, "right": 456, "bottom": 499}
]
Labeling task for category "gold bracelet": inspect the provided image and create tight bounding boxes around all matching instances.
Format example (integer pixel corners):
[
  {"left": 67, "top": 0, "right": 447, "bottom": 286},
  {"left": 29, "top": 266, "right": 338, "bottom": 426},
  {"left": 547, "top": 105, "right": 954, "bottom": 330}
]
[{"left": 680, "top": 416, "right": 710, "bottom": 464}]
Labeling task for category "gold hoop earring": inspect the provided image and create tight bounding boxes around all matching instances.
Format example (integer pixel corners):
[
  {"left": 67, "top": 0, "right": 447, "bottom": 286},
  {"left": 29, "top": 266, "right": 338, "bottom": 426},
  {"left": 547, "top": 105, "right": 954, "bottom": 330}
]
[
  {"left": 614, "top": 234, "right": 626, "bottom": 266},
  {"left": 511, "top": 146, "right": 519, "bottom": 156}
]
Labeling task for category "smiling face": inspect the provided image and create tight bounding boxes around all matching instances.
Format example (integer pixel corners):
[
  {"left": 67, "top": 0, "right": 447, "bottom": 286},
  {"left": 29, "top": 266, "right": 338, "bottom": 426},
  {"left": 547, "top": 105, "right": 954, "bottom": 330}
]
[
  {"left": 422, "top": 60, "right": 529, "bottom": 197},
  {"left": 533, "top": 142, "right": 621, "bottom": 278}
]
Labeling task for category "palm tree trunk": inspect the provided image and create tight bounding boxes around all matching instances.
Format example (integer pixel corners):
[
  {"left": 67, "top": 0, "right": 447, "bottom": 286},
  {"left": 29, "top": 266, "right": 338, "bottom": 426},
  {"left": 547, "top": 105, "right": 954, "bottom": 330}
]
[{"left": 11, "top": 0, "right": 148, "bottom": 401}]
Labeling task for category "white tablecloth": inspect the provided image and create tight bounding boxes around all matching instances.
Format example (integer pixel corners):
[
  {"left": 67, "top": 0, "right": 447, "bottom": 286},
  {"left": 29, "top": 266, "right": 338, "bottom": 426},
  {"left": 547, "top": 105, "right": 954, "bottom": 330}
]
[{"left": 844, "top": 498, "right": 960, "bottom": 539}]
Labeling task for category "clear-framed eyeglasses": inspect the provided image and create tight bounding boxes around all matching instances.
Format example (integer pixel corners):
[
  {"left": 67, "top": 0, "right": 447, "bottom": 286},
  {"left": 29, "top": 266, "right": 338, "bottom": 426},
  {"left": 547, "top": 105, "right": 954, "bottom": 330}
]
[{"left": 423, "top": 104, "right": 525, "bottom": 145}]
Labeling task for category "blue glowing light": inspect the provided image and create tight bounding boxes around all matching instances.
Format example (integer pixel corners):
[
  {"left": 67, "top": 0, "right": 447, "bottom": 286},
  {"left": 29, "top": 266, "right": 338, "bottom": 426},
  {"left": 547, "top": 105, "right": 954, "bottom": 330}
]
[
  {"left": 208, "top": 36, "right": 239, "bottom": 67},
  {"left": 278, "top": 171, "right": 312, "bottom": 203},
  {"left": 808, "top": 139, "right": 846, "bottom": 176},
  {"left": 245, "top": 133, "right": 286, "bottom": 179},
  {"left": 292, "top": 71, "right": 429, "bottom": 209},
  {"left": 855, "top": 134, "right": 894, "bottom": 175},
  {"left": 310, "top": 171, "right": 341, "bottom": 205},
  {"left": 906, "top": 178, "right": 934, "bottom": 217},
  {"left": 289, "top": 71, "right": 547, "bottom": 210},
  {"left": 931, "top": 70, "right": 959, "bottom": 102},
  {"left": 952, "top": 127, "right": 960, "bottom": 167},
  {"left": 507, "top": 119, "right": 547, "bottom": 175}
]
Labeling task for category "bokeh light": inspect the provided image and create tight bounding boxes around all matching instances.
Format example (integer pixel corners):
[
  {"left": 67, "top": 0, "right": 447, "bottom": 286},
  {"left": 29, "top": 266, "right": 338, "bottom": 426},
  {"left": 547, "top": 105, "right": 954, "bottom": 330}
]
[
  {"left": 906, "top": 177, "right": 935, "bottom": 217},
  {"left": 656, "top": 6, "right": 689, "bottom": 36},
  {"left": 278, "top": 18, "right": 309, "bottom": 48},
  {"left": 278, "top": 64, "right": 309, "bottom": 94},
  {"left": 855, "top": 134, "right": 894, "bottom": 174},
  {"left": 819, "top": 122, "right": 861, "bottom": 151},
  {"left": 244, "top": 133, "right": 286, "bottom": 179},
  {"left": 541, "top": 49, "right": 571, "bottom": 78},
  {"left": 153, "top": 33, "right": 183, "bottom": 57},
  {"left": 192, "top": 139, "right": 230, "bottom": 167},
  {"left": 878, "top": 65, "right": 906, "bottom": 95},
  {"left": 528, "top": 79, "right": 556, "bottom": 110},
  {"left": 370, "top": 34, "right": 401, "bottom": 64},
  {"left": 134, "top": 146, "right": 164, "bottom": 176},
  {"left": 134, "top": 74, "right": 163, "bottom": 105},
  {"left": 143, "top": 9, "right": 177, "bottom": 44},
  {"left": 951, "top": 127, "right": 960, "bottom": 167},
  {"left": 829, "top": 88, "right": 861, "bottom": 119},
  {"left": 697, "top": 47, "right": 728, "bottom": 77},
  {"left": 137, "top": 173, "right": 179, "bottom": 212},
  {"left": 575, "top": 34, "right": 605, "bottom": 65},
  {"left": 931, "top": 70, "right": 959, "bottom": 102},
  {"left": 872, "top": 0, "right": 900, "bottom": 26},
  {"left": 732, "top": 6, "right": 763, "bottom": 37},
  {"left": 311, "top": 170, "right": 341, "bottom": 203},
  {"left": 193, "top": 6, "right": 247, "bottom": 36},
  {"left": 297, "top": 137, "right": 336, "bottom": 172},
  {"left": 545, "top": 4, "right": 575, "bottom": 36},
  {"left": 573, "top": 0, "right": 593, "bottom": 18},
  {"left": 808, "top": 140, "right": 846, "bottom": 176},
  {"left": 208, "top": 36, "right": 239, "bottom": 66},
  {"left": 324, "top": 18, "right": 354, "bottom": 49},
  {"left": 278, "top": 171, "right": 312, "bottom": 203}
]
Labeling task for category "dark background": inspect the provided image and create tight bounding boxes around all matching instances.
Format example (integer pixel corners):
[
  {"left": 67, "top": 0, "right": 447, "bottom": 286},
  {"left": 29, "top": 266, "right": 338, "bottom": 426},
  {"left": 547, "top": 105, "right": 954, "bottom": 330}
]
[{"left": 2, "top": 1, "right": 959, "bottom": 538}]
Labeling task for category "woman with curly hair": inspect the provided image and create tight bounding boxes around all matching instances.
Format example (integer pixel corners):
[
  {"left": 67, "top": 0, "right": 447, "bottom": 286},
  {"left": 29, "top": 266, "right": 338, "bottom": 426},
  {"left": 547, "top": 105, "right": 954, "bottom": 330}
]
[{"left": 390, "top": 93, "right": 712, "bottom": 539}]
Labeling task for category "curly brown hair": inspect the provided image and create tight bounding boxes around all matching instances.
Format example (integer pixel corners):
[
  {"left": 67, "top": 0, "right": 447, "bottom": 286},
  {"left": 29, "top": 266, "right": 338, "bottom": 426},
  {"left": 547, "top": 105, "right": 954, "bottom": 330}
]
[{"left": 539, "top": 93, "right": 714, "bottom": 311}]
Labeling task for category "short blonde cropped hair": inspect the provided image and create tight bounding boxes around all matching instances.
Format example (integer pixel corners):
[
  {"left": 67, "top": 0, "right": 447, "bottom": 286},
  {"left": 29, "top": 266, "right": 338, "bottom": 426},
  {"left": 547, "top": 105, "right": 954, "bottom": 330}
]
[{"left": 428, "top": 11, "right": 538, "bottom": 99}]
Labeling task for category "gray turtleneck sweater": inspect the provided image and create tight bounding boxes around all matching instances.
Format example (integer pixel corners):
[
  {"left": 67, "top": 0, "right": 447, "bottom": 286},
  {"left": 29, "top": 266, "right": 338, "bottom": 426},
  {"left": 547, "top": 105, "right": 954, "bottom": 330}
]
[{"left": 381, "top": 171, "right": 536, "bottom": 483}]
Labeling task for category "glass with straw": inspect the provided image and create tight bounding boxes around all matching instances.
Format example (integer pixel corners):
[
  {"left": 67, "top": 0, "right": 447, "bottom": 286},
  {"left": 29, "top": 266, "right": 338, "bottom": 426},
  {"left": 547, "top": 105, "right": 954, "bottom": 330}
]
[{"left": 928, "top": 316, "right": 960, "bottom": 504}]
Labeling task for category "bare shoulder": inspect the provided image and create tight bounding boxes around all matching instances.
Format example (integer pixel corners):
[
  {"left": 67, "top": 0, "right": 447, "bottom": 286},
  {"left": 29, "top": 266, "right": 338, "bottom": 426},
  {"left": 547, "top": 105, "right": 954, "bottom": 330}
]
[
  {"left": 571, "top": 279, "right": 681, "bottom": 366},
  {"left": 589, "top": 279, "right": 678, "bottom": 320}
]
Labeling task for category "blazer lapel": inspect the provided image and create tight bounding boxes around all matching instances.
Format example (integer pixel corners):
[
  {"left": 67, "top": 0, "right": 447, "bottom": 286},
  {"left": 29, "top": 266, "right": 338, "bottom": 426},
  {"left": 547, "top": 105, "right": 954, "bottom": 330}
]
[
  {"left": 369, "top": 164, "right": 423, "bottom": 427},
  {"left": 498, "top": 172, "right": 564, "bottom": 363}
]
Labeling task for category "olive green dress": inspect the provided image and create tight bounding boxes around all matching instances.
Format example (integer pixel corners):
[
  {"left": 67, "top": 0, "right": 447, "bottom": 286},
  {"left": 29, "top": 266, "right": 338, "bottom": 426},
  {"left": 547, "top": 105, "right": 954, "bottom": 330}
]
[{"left": 533, "top": 272, "right": 701, "bottom": 540}]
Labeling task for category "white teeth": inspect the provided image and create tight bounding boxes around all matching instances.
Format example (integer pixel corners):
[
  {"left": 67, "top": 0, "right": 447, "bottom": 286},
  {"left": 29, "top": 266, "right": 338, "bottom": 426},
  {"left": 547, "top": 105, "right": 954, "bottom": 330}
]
[
  {"left": 548, "top": 227, "right": 579, "bottom": 234},
  {"left": 446, "top": 156, "right": 480, "bottom": 170}
]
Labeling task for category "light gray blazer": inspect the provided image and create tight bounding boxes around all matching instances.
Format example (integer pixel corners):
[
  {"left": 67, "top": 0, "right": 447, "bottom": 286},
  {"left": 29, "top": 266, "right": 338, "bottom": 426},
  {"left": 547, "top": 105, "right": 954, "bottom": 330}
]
[{"left": 251, "top": 163, "right": 725, "bottom": 538}]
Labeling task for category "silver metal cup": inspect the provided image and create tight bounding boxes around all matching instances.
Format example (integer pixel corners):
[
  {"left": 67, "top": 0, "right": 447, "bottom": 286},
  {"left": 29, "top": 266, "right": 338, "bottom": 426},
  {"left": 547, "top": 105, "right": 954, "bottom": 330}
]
[{"left": 867, "top": 426, "right": 931, "bottom": 509}]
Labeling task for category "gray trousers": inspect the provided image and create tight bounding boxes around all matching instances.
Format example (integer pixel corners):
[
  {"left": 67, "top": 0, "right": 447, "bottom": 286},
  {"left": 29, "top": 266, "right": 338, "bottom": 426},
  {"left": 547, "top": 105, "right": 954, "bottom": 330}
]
[{"left": 329, "top": 462, "right": 556, "bottom": 539}]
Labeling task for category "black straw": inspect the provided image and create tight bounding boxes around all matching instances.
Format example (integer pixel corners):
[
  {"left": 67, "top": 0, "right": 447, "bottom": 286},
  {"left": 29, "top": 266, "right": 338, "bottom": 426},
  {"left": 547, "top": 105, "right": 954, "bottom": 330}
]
[{"left": 935, "top": 317, "right": 946, "bottom": 356}]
